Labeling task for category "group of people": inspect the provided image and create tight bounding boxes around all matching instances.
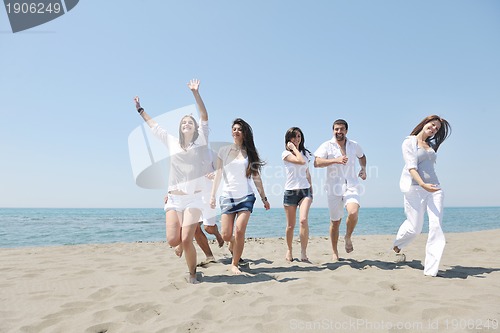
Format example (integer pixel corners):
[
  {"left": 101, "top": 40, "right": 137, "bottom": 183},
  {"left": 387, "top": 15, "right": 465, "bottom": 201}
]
[{"left": 133, "top": 80, "right": 451, "bottom": 283}]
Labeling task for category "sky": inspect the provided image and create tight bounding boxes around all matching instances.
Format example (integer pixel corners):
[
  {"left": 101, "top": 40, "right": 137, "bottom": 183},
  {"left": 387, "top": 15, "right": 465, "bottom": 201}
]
[{"left": 1, "top": 0, "right": 499, "bottom": 209}]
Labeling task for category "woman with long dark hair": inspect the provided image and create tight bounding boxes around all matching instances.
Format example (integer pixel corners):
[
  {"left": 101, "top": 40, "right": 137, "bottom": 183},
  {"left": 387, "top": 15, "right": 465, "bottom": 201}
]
[
  {"left": 282, "top": 127, "right": 313, "bottom": 262},
  {"left": 134, "top": 79, "right": 210, "bottom": 284},
  {"left": 393, "top": 115, "right": 451, "bottom": 276},
  {"left": 210, "top": 118, "right": 270, "bottom": 275}
]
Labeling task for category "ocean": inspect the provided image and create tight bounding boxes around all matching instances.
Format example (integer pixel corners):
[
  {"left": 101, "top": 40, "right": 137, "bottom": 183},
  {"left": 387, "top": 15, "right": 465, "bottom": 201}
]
[{"left": 0, "top": 207, "right": 498, "bottom": 248}]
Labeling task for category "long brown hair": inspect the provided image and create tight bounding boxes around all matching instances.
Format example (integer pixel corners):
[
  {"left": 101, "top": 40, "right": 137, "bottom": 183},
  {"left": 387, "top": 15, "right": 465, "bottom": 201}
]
[
  {"left": 233, "top": 118, "right": 265, "bottom": 177},
  {"left": 284, "top": 127, "right": 311, "bottom": 156},
  {"left": 410, "top": 115, "right": 451, "bottom": 152},
  {"left": 178, "top": 115, "right": 199, "bottom": 149}
]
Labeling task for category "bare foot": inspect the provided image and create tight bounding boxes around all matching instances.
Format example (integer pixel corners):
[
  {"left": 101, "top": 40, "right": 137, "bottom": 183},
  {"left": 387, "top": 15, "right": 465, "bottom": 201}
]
[
  {"left": 332, "top": 253, "right": 340, "bottom": 262},
  {"left": 300, "top": 252, "right": 310, "bottom": 262},
  {"left": 187, "top": 275, "right": 200, "bottom": 284},
  {"left": 285, "top": 250, "right": 293, "bottom": 262},
  {"left": 174, "top": 245, "right": 183, "bottom": 257},
  {"left": 198, "top": 256, "right": 216, "bottom": 266},
  {"left": 345, "top": 237, "right": 354, "bottom": 253},
  {"left": 230, "top": 265, "right": 242, "bottom": 275}
]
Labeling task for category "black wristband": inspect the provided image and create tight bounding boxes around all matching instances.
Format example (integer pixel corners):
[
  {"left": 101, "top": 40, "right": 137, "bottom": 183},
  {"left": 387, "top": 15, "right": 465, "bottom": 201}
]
[
  {"left": 137, "top": 107, "right": 144, "bottom": 113},
  {"left": 262, "top": 196, "right": 267, "bottom": 202}
]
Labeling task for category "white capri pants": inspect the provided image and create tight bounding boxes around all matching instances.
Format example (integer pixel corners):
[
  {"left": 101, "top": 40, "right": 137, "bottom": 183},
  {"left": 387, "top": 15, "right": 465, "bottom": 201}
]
[{"left": 393, "top": 186, "right": 445, "bottom": 277}]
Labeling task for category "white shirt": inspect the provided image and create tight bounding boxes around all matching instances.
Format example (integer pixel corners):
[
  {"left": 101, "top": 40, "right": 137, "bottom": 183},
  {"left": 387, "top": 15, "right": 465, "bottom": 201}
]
[
  {"left": 150, "top": 120, "right": 209, "bottom": 194},
  {"left": 399, "top": 136, "right": 439, "bottom": 192},
  {"left": 314, "top": 138, "right": 364, "bottom": 194},
  {"left": 218, "top": 145, "right": 253, "bottom": 199},
  {"left": 282, "top": 150, "right": 312, "bottom": 190}
]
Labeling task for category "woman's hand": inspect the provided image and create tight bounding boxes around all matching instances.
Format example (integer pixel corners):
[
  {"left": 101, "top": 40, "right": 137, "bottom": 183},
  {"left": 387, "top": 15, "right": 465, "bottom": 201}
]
[
  {"left": 421, "top": 183, "right": 441, "bottom": 192},
  {"left": 134, "top": 96, "right": 141, "bottom": 109},
  {"left": 286, "top": 141, "right": 296, "bottom": 151},
  {"left": 187, "top": 79, "right": 200, "bottom": 92},
  {"left": 263, "top": 200, "right": 270, "bottom": 210}
]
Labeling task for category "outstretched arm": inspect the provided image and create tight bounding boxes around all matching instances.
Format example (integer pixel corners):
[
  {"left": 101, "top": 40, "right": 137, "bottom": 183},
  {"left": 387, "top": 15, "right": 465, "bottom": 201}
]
[
  {"left": 187, "top": 79, "right": 208, "bottom": 122},
  {"left": 134, "top": 96, "right": 157, "bottom": 128}
]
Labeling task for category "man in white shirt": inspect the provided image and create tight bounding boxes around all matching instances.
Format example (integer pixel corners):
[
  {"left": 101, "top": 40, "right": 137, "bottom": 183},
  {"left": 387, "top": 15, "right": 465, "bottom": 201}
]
[{"left": 314, "top": 119, "right": 367, "bottom": 261}]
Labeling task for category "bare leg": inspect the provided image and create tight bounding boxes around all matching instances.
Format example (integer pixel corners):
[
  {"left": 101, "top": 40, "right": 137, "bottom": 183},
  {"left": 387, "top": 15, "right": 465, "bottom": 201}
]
[
  {"left": 228, "top": 236, "right": 235, "bottom": 255},
  {"left": 165, "top": 210, "right": 182, "bottom": 257},
  {"left": 194, "top": 223, "right": 214, "bottom": 261},
  {"left": 344, "top": 203, "right": 359, "bottom": 253},
  {"left": 220, "top": 213, "right": 235, "bottom": 243},
  {"left": 330, "top": 219, "right": 341, "bottom": 261},
  {"left": 180, "top": 208, "right": 202, "bottom": 284},
  {"left": 230, "top": 211, "right": 251, "bottom": 275},
  {"left": 298, "top": 197, "right": 312, "bottom": 261},
  {"left": 204, "top": 224, "right": 224, "bottom": 248},
  {"left": 284, "top": 205, "right": 297, "bottom": 262},
  {"left": 220, "top": 212, "right": 240, "bottom": 267}
]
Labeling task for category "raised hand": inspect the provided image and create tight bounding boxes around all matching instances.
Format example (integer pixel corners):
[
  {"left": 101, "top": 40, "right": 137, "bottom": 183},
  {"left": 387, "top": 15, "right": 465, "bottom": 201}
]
[
  {"left": 187, "top": 79, "right": 200, "bottom": 92},
  {"left": 134, "top": 96, "right": 141, "bottom": 109},
  {"left": 286, "top": 142, "right": 296, "bottom": 151}
]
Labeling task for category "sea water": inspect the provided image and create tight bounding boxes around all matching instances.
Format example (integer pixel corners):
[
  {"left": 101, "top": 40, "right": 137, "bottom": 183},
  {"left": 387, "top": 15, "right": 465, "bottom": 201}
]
[{"left": 0, "top": 207, "right": 498, "bottom": 248}]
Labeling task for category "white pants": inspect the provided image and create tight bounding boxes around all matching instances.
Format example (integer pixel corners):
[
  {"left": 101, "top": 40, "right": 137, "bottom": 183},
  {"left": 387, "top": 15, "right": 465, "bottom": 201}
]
[{"left": 393, "top": 186, "right": 445, "bottom": 276}]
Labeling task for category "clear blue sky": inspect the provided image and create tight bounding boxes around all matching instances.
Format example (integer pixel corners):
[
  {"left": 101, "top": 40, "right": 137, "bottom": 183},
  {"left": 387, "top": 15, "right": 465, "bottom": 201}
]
[{"left": 1, "top": 1, "right": 499, "bottom": 208}]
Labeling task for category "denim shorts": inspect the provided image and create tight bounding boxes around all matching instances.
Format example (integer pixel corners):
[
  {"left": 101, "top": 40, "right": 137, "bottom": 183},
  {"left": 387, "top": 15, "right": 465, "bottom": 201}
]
[
  {"left": 283, "top": 188, "right": 312, "bottom": 206},
  {"left": 220, "top": 193, "right": 256, "bottom": 214}
]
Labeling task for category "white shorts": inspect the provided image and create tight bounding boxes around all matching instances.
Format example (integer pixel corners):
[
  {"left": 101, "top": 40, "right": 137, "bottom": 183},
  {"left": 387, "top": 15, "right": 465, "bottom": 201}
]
[
  {"left": 327, "top": 187, "right": 360, "bottom": 221},
  {"left": 200, "top": 191, "right": 217, "bottom": 226},
  {"left": 164, "top": 192, "right": 203, "bottom": 212}
]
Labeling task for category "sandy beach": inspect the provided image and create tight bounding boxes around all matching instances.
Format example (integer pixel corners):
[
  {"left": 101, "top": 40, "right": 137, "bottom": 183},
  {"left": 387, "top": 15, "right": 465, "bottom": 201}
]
[{"left": 1, "top": 230, "right": 499, "bottom": 333}]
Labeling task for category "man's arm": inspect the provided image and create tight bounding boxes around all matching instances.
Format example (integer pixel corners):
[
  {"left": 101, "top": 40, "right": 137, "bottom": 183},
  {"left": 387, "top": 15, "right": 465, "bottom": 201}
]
[
  {"left": 358, "top": 155, "right": 367, "bottom": 180},
  {"left": 314, "top": 156, "right": 348, "bottom": 168}
]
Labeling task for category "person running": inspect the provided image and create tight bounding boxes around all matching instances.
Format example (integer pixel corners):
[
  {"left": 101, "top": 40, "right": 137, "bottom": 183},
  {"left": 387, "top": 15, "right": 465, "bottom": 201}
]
[
  {"left": 314, "top": 119, "right": 367, "bottom": 261},
  {"left": 282, "top": 127, "right": 313, "bottom": 262},
  {"left": 134, "top": 79, "right": 209, "bottom": 284},
  {"left": 393, "top": 115, "right": 451, "bottom": 277},
  {"left": 210, "top": 118, "right": 270, "bottom": 275}
]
